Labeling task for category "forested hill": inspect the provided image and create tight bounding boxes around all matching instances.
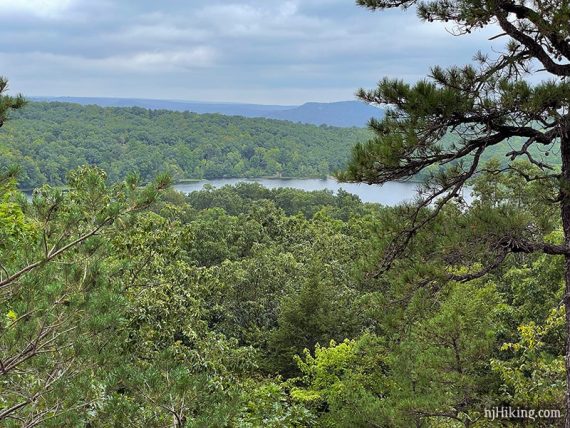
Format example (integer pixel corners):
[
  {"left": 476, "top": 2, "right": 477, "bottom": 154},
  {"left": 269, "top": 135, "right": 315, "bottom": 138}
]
[
  {"left": 0, "top": 102, "right": 371, "bottom": 189},
  {"left": 266, "top": 101, "right": 382, "bottom": 127},
  {"left": 31, "top": 97, "right": 384, "bottom": 127}
]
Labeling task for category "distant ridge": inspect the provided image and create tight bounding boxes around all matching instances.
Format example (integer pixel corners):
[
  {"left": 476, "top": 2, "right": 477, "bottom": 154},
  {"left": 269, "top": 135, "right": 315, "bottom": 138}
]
[
  {"left": 265, "top": 101, "right": 382, "bottom": 128},
  {"left": 30, "top": 97, "right": 383, "bottom": 128}
]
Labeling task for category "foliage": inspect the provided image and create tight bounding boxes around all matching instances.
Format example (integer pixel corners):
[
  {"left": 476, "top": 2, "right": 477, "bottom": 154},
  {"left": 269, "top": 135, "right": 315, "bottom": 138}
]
[
  {"left": 0, "top": 77, "right": 25, "bottom": 128},
  {"left": 292, "top": 334, "right": 388, "bottom": 427},
  {"left": 341, "top": 0, "right": 570, "bottom": 301},
  {"left": 339, "top": 1, "right": 570, "bottom": 421},
  {"left": 0, "top": 73, "right": 567, "bottom": 426},
  {"left": 0, "top": 166, "right": 171, "bottom": 425},
  {"left": 3, "top": 0, "right": 570, "bottom": 419},
  {"left": 492, "top": 307, "right": 565, "bottom": 410},
  {"left": 0, "top": 162, "right": 568, "bottom": 426},
  {"left": 0, "top": 102, "right": 372, "bottom": 189}
]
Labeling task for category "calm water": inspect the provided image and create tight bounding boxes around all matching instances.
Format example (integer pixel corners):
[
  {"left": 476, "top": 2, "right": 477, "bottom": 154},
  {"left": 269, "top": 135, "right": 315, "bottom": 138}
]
[
  {"left": 173, "top": 178, "right": 425, "bottom": 205},
  {"left": 23, "top": 178, "right": 471, "bottom": 206}
]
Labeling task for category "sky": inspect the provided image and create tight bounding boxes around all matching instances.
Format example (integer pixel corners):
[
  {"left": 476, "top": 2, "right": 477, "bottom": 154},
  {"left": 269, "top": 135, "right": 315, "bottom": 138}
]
[{"left": 0, "top": 0, "right": 497, "bottom": 105}]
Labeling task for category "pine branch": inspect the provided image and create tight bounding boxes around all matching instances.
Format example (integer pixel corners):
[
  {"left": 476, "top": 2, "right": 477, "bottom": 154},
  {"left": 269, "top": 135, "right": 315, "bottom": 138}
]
[{"left": 495, "top": 11, "right": 570, "bottom": 77}]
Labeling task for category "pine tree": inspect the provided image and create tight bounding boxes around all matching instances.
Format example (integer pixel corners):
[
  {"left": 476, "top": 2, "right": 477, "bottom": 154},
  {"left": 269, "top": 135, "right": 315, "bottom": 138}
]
[
  {"left": 0, "top": 77, "right": 25, "bottom": 128},
  {"left": 341, "top": 0, "right": 570, "bottom": 424}
]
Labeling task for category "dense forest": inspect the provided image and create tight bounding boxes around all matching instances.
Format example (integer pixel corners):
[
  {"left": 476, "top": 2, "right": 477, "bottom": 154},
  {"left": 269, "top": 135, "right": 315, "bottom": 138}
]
[
  {"left": 2, "top": 0, "right": 570, "bottom": 424},
  {"left": 0, "top": 102, "right": 557, "bottom": 191},
  {"left": 0, "top": 102, "right": 371, "bottom": 189},
  {"left": 1, "top": 168, "right": 565, "bottom": 426}
]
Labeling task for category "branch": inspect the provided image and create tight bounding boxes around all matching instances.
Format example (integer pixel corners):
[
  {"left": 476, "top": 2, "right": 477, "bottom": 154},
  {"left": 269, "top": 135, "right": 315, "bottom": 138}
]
[
  {"left": 372, "top": 146, "right": 485, "bottom": 277},
  {"left": 496, "top": 11, "right": 570, "bottom": 77},
  {"left": 499, "top": 1, "right": 570, "bottom": 61},
  {"left": 0, "top": 219, "right": 111, "bottom": 290},
  {"left": 448, "top": 237, "right": 570, "bottom": 283},
  {"left": 448, "top": 251, "right": 509, "bottom": 282}
]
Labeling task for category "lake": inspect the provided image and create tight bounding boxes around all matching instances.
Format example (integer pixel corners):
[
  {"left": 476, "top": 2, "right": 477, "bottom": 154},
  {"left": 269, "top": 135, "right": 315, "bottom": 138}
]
[
  {"left": 173, "top": 178, "right": 427, "bottom": 206},
  {"left": 23, "top": 178, "right": 472, "bottom": 206}
]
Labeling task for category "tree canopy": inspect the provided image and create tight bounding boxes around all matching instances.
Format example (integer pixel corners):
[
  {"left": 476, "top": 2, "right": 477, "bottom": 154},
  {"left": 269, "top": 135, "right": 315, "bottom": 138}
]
[
  {"left": 2, "top": 0, "right": 570, "bottom": 423},
  {"left": 0, "top": 102, "right": 372, "bottom": 189},
  {"left": 340, "top": 0, "right": 570, "bottom": 424},
  {"left": 1, "top": 168, "right": 566, "bottom": 426}
]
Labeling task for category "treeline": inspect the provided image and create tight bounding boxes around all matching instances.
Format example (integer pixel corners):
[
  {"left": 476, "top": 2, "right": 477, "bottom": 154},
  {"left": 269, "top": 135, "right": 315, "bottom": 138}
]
[
  {"left": 0, "top": 102, "right": 371, "bottom": 189},
  {"left": 0, "top": 102, "right": 556, "bottom": 191},
  {"left": 1, "top": 166, "right": 564, "bottom": 426}
]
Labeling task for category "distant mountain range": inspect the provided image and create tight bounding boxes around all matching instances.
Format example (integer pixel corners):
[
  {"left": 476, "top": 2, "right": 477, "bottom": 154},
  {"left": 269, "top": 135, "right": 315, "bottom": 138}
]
[{"left": 30, "top": 97, "right": 383, "bottom": 128}]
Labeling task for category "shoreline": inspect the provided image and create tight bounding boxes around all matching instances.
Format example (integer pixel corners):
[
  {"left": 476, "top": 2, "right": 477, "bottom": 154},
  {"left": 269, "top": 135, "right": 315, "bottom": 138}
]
[
  {"left": 20, "top": 176, "right": 424, "bottom": 193},
  {"left": 174, "top": 176, "right": 424, "bottom": 185}
]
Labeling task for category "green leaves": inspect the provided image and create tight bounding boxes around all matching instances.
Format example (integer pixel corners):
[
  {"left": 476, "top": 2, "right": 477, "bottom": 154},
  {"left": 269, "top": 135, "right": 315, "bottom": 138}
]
[
  {"left": 0, "top": 77, "right": 25, "bottom": 128},
  {"left": 492, "top": 307, "right": 565, "bottom": 409},
  {"left": 291, "top": 334, "right": 388, "bottom": 427},
  {"left": 0, "top": 174, "right": 35, "bottom": 254},
  {"left": 0, "top": 166, "right": 172, "bottom": 425},
  {"left": 0, "top": 101, "right": 372, "bottom": 189},
  {"left": 2, "top": 162, "right": 568, "bottom": 426}
]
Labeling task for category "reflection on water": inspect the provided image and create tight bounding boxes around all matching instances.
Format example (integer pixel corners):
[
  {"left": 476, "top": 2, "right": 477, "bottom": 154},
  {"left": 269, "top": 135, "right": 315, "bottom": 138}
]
[
  {"left": 174, "top": 178, "right": 424, "bottom": 206},
  {"left": 23, "top": 178, "right": 472, "bottom": 206}
]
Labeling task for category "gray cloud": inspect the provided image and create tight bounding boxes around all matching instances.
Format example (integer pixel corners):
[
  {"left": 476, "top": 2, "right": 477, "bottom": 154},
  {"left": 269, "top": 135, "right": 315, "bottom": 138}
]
[{"left": 0, "top": 0, "right": 498, "bottom": 104}]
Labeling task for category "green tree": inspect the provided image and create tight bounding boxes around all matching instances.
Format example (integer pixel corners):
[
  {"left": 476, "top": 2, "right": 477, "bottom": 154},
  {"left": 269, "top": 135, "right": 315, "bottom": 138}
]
[
  {"left": 0, "top": 101, "right": 371, "bottom": 188},
  {"left": 102, "top": 212, "right": 253, "bottom": 426},
  {"left": 388, "top": 282, "right": 502, "bottom": 427},
  {"left": 342, "top": 0, "right": 570, "bottom": 422},
  {"left": 0, "top": 167, "right": 170, "bottom": 425},
  {"left": 292, "top": 334, "right": 388, "bottom": 427},
  {"left": 0, "top": 77, "right": 25, "bottom": 128},
  {"left": 492, "top": 307, "right": 565, "bottom": 414}
]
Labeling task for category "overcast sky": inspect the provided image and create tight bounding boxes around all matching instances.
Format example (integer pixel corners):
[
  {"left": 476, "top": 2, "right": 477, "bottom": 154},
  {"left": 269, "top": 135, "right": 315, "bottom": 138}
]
[{"left": 0, "top": 0, "right": 496, "bottom": 105}]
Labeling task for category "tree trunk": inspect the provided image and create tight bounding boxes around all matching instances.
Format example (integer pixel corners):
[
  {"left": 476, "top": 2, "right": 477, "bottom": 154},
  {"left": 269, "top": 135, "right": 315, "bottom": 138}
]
[{"left": 561, "top": 132, "right": 570, "bottom": 428}]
